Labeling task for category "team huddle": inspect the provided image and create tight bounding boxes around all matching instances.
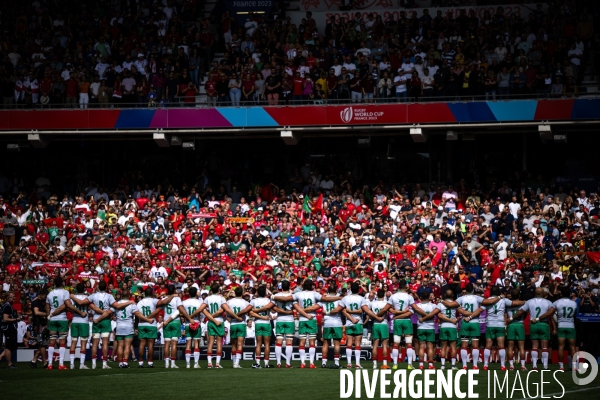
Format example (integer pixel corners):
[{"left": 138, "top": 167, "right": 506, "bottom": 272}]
[{"left": 34, "top": 277, "right": 579, "bottom": 371}]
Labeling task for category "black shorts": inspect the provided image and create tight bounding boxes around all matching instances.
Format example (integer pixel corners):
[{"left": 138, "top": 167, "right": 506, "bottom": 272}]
[{"left": 3, "top": 327, "right": 18, "bottom": 351}]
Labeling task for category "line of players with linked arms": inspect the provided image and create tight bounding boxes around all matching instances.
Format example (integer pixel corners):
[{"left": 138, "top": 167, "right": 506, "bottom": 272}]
[{"left": 35, "top": 275, "right": 579, "bottom": 371}]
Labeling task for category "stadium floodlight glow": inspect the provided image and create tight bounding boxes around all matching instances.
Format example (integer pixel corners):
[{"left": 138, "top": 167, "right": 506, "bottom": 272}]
[
  {"left": 281, "top": 130, "right": 300, "bottom": 145},
  {"left": 182, "top": 141, "right": 195, "bottom": 150},
  {"left": 28, "top": 133, "right": 49, "bottom": 148},
  {"left": 410, "top": 127, "right": 428, "bottom": 143},
  {"left": 7, "top": 143, "right": 20, "bottom": 152},
  {"left": 539, "top": 124, "right": 553, "bottom": 141},
  {"left": 446, "top": 130, "right": 458, "bottom": 141},
  {"left": 153, "top": 132, "right": 170, "bottom": 147}
]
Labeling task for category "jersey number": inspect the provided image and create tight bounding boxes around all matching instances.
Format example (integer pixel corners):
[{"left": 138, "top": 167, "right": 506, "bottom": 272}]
[
  {"left": 121, "top": 309, "right": 127, "bottom": 319},
  {"left": 53, "top": 297, "right": 59, "bottom": 308},
  {"left": 233, "top": 306, "right": 241, "bottom": 314},
  {"left": 535, "top": 307, "right": 541, "bottom": 319},
  {"left": 349, "top": 303, "right": 359, "bottom": 311},
  {"left": 141, "top": 306, "right": 151, "bottom": 317},
  {"left": 166, "top": 305, "right": 173, "bottom": 314},
  {"left": 326, "top": 303, "right": 335, "bottom": 312},
  {"left": 210, "top": 303, "right": 219, "bottom": 313},
  {"left": 562, "top": 307, "right": 574, "bottom": 319},
  {"left": 303, "top": 299, "right": 313, "bottom": 308},
  {"left": 188, "top": 307, "right": 197, "bottom": 316},
  {"left": 398, "top": 300, "right": 404, "bottom": 310},
  {"left": 445, "top": 309, "right": 452, "bottom": 318},
  {"left": 464, "top": 304, "right": 474, "bottom": 313}
]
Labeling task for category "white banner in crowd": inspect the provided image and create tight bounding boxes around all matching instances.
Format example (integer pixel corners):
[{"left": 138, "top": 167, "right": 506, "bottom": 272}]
[{"left": 289, "top": 3, "right": 547, "bottom": 34}]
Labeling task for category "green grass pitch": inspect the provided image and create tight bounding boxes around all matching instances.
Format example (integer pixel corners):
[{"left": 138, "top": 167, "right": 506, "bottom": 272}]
[{"left": 0, "top": 361, "right": 598, "bottom": 400}]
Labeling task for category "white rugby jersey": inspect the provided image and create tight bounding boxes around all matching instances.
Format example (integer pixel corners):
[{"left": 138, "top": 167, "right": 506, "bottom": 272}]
[
  {"left": 292, "top": 291, "right": 322, "bottom": 321},
  {"left": 341, "top": 294, "right": 367, "bottom": 326},
  {"left": 552, "top": 298, "right": 577, "bottom": 328}
]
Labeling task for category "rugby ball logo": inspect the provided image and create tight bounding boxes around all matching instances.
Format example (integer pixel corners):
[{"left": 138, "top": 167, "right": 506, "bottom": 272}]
[{"left": 341, "top": 107, "right": 353, "bottom": 123}]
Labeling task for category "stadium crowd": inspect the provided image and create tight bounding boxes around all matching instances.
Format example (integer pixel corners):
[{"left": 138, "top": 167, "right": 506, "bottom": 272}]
[
  {"left": 1, "top": 166, "right": 599, "bottom": 369},
  {"left": 0, "top": 1, "right": 598, "bottom": 107}
]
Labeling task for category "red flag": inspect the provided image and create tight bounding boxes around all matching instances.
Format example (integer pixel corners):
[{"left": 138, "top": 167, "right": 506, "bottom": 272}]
[
  {"left": 312, "top": 194, "right": 324, "bottom": 217},
  {"left": 44, "top": 217, "right": 64, "bottom": 228},
  {"left": 586, "top": 252, "right": 600, "bottom": 264}
]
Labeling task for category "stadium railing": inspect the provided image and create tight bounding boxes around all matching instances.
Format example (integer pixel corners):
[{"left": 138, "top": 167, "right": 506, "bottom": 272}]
[{"left": 2, "top": 89, "right": 597, "bottom": 110}]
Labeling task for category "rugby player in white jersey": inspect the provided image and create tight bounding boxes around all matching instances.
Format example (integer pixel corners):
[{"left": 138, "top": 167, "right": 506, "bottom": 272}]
[
  {"left": 70, "top": 281, "right": 133, "bottom": 369},
  {"left": 341, "top": 282, "right": 382, "bottom": 369},
  {"left": 319, "top": 284, "right": 345, "bottom": 368},
  {"left": 46, "top": 277, "right": 84, "bottom": 370},
  {"left": 182, "top": 287, "right": 220, "bottom": 368},
  {"left": 481, "top": 286, "right": 521, "bottom": 370},
  {"left": 136, "top": 288, "right": 170, "bottom": 368},
  {"left": 227, "top": 286, "right": 253, "bottom": 368},
  {"left": 369, "top": 289, "right": 390, "bottom": 370},
  {"left": 276, "top": 279, "right": 340, "bottom": 368},
  {"left": 553, "top": 286, "right": 578, "bottom": 371},
  {"left": 441, "top": 283, "right": 484, "bottom": 370},
  {"left": 272, "top": 280, "right": 313, "bottom": 368},
  {"left": 411, "top": 289, "right": 440, "bottom": 370},
  {"left": 161, "top": 284, "right": 191, "bottom": 368},
  {"left": 375, "top": 280, "right": 415, "bottom": 369},
  {"left": 436, "top": 289, "right": 459, "bottom": 370},
  {"left": 512, "top": 287, "right": 555, "bottom": 370},
  {"left": 204, "top": 283, "right": 241, "bottom": 368},
  {"left": 101, "top": 293, "right": 153, "bottom": 368},
  {"left": 249, "top": 285, "right": 275, "bottom": 368},
  {"left": 69, "top": 283, "right": 91, "bottom": 369},
  {"left": 506, "top": 288, "right": 528, "bottom": 370}
]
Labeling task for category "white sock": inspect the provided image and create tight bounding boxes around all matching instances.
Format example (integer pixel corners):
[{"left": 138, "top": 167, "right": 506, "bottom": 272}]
[
  {"left": 299, "top": 347, "right": 306, "bottom": 365},
  {"left": 407, "top": 347, "right": 414, "bottom": 365},
  {"left": 392, "top": 347, "right": 399, "bottom": 365},
  {"left": 165, "top": 357, "right": 170, "bottom": 367},
  {"left": 172, "top": 358, "right": 177, "bottom": 367},
  {"left": 48, "top": 346, "right": 55, "bottom": 365},
  {"left": 335, "top": 355, "right": 340, "bottom": 366},
  {"left": 285, "top": 345, "right": 293, "bottom": 365},
  {"left": 216, "top": 355, "right": 221, "bottom": 365},
  {"left": 472, "top": 349, "right": 479, "bottom": 367},
  {"left": 193, "top": 351, "right": 199, "bottom": 364},
  {"left": 521, "top": 358, "right": 526, "bottom": 367},
  {"left": 354, "top": 348, "right": 361, "bottom": 366},
  {"left": 309, "top": 347, "right": 316, "bottom": 365},
  {"left": 484, "top": 349, "right": 491, "bottom": 366},
  {"left": 80, "top": 353, "right": 86, "bottom": 367},
  {"left": 346, "top": 347, "right": 353, "bottom": 365},
  {"left": 499, "top": 349, "right": 506, "bottom": 367},
  {"left": 185, "top": 352, "right": 191, "bottom": 364},
  {"left": 451, "top": 358, "right": 456, "bottom": 366},
  {"left": 70, "top": 353, "right": 75, "bottom": 366},
  {"left": 461, "top": 349, "right": 468, "bottom": 367},
  {"left": 207, "top": 354, "right": 212, "bottom": 365},
  {"left": 275, "top": 345, "right": 282, "bottom": 365},
  {"left": 541, "top": 350, "right": 549, "bottom": 368},
  {"left": 59, "top": 347, "right": 66, "bottom": 366},
  {"left": 383, "top": 359, "right": 387, "bottom": 366},
  {"left": 264, "top": 357, "right": 269, "bottom": 366},
  {"left": 441, "top": 357, "right": 446, "bottom": 366},
  {"left": 92, "top": 358, "right": 96, "bottom": 368},
  {"left": 531, "top": 350, "right": 538, "bottom": 368}
]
